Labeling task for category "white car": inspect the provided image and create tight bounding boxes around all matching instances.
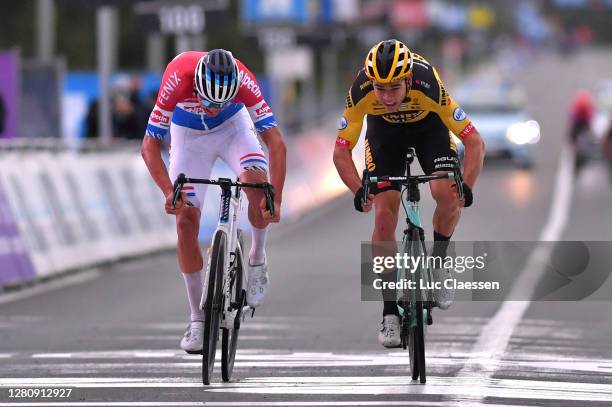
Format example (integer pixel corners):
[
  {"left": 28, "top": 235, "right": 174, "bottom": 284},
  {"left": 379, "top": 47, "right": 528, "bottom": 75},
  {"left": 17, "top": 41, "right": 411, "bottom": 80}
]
[{"left": 451, "top": 82, "right": 540, "bottom": 169}]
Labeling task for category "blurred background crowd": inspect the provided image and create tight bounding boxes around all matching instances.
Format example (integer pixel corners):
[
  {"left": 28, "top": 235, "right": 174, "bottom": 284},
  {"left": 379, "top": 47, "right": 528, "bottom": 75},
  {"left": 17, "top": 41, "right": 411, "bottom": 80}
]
[{"left": 0, "top": 0, "right": 611, "bottom": 153}]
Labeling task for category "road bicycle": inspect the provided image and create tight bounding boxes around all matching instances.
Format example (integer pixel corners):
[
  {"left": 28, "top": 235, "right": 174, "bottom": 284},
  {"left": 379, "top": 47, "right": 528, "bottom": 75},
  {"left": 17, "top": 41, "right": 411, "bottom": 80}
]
[
  {"left": 363, "top": 147, "right": 463, "bottom": 383},
  {"left": 172, "top": 173, "right": 275, "bottom": 384}
]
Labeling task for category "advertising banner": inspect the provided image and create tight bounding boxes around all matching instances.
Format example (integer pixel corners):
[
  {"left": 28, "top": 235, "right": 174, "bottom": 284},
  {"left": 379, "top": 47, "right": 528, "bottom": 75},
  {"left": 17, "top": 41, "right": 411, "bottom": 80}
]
[
  {"left": 0, "top": 51, "right": 19, "bottom": 139},
  {"left": 0, "top": 178, "right": 36, "bottom": 287}
]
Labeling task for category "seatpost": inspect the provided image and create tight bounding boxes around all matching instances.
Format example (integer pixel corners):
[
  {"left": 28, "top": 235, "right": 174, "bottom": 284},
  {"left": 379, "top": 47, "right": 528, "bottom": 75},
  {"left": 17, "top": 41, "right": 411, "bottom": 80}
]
[
  {"left": 405, "top": 148, "right": 420, "bottom": 203},
  {"left": 218, "top": 178, "right": 232, "bottom": 223}
]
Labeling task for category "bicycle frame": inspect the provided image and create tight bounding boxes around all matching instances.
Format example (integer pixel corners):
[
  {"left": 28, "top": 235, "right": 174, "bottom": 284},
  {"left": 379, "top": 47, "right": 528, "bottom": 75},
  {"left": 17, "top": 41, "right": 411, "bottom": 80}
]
[{"left": 202, "top": 180, "right": 243, "bottom": 323}]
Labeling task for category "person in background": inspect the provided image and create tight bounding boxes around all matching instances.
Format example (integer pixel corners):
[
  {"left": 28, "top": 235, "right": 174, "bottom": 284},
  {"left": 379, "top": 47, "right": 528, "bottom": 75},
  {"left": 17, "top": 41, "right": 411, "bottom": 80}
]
[{"left": 569, "top": 90, "right": 596, "bottom": 171}]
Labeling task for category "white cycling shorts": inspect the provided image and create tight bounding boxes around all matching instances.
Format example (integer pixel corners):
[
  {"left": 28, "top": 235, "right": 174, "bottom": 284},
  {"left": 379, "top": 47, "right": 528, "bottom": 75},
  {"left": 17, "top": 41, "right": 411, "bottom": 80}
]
[{"left": 168, "top": 106, "right": 269, "bottom": 209}]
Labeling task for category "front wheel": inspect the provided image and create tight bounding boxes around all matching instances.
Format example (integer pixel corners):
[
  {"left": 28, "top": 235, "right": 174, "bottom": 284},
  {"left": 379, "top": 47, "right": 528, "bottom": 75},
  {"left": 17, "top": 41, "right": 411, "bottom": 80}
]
[
  {"left": 221, "top": 230, "right": 245, "bottom": 382},
  {"left": 202, "top": 230, "right": 226, "bottom": 385},
  {"left": 405, "top": 229, "right": 427, "bottom": 383}
]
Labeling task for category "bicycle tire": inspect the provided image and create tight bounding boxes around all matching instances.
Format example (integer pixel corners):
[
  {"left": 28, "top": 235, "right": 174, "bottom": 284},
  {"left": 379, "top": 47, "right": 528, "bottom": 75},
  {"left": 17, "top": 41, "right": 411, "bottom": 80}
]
[
  {"left": 221, "top": 229, "right": 245, "bottom": 382},
  {"left": 404, "top": 232, "right": 419, "bottom": 381},
  {"left": 415, "top": 298, "right": 426, "bottom": 383},
  {"left": 408, "top": 319, "right": 419, "bottom": 380},
  {"left": 406, "top": 228, "right": 427, "bottom": 383},
  {"left": 202, "top": 230, "right": 226, "bottom": 385}
]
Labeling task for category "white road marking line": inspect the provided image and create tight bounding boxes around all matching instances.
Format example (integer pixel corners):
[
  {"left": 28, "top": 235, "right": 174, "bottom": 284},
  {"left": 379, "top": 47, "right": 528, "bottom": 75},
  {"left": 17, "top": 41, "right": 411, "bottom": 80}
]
[
  {"left": 9, "top": 351, "right": 612, "bottom": 373},
  {"left": 0, "top": 375, "right": 610, "bottom": 401},
  {"left": 0, "top": 270, "right": 102, "bottom": 305},
  {"left": 453, "top": 144, "right": 576, "bottom": 400},
  {"left": 112, "top": 335, "right": 274, "bottom": 341},
  {"left": 0, "top": 402, "right": 465, "bottom": 407},
  {"left": 141, "top": 322, "right": 290, "bottom": 331},
  {"left": 208, "top": 375, "right": 612, "bottom": 401}
]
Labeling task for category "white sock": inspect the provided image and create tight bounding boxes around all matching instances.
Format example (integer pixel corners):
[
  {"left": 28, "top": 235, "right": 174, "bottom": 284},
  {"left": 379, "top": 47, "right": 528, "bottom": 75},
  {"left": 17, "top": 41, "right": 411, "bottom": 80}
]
[
  {"left": 249, "top": 226, "right": 267, "bottom": 266},
  {"left": 182, "top": 271, "right": 204, "bottom": 322}
]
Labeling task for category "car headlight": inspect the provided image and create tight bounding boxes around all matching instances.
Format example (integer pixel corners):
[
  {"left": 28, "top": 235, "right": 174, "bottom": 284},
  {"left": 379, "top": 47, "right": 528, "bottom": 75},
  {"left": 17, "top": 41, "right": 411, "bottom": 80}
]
[{"left": 505, "top": 120, "right": 541, "bottom": 145}]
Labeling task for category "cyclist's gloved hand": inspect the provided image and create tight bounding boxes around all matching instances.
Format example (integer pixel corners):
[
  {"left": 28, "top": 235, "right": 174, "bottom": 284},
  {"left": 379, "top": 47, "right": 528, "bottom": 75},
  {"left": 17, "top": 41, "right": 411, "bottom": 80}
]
[
  {"left": 354, "top": 186, "right": 374, "bottom": 212},
  {"left": 462, "top": 182, "right": 473, "bottom": 208},
  {"left": 354, "top": 187, "right": 365, "bottom": 212}
]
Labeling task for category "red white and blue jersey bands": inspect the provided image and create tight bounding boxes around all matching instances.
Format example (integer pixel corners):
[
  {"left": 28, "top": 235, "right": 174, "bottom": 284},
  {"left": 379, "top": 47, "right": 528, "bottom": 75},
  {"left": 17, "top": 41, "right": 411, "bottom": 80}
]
[{"left": 146, "top": 51, "right": 277, "bottom": 140}]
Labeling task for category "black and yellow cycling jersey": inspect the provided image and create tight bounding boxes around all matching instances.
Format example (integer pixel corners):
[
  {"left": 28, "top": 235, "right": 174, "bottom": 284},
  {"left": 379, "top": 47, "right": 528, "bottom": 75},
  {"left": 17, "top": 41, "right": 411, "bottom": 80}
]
[{"left": 336, "top": 53, "right": 475, "bottom": 151}]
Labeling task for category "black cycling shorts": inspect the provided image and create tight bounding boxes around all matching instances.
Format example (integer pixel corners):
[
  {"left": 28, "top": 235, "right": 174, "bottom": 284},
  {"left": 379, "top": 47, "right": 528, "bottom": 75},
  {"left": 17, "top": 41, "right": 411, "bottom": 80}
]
[{"left": 364, "top": 113, "right": 459, "bottom": 194}]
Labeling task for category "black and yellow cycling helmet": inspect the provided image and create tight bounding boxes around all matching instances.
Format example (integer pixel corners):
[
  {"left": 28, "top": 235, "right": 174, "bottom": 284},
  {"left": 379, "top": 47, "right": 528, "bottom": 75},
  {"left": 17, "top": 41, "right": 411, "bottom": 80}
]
[{"left": 364, "top": 39, "right": 413, "bottom": 84}]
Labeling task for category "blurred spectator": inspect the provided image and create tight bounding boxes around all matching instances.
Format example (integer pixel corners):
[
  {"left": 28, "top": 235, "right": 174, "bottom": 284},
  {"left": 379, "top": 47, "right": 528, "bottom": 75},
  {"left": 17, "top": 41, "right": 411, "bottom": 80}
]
[
  {"left": 145, "top": 90, "right": 158, "bottom": 112},
  {"left": 569, "top": 90, "right": 596, "bottom": 171},
  {"left": 569, "top": 90, "right": 595, "bottom": 143},
  {"left": 85, "top": 99, "right": 98, "bottom": 139},
  {"left": 85, "top": 74, "right": 148, "bottom": 140},
  {"left": 0, "top": 92, "right": 5, "bottom": 134},
  {"left": 603, "top": 122, "right": 612, "bottom": 175},
  {"left": 112, "top": 75, "right": 147, "bottom": 140}
]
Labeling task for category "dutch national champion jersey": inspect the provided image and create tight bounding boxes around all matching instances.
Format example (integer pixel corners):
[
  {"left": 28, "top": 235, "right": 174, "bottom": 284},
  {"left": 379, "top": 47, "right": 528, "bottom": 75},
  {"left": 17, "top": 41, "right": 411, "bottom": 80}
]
[
  {"left": 146, "top": 51, "right": 277, "bottom": 140},
  {"left": 336, "top": 53, "right": 476, "bottom": 150}
]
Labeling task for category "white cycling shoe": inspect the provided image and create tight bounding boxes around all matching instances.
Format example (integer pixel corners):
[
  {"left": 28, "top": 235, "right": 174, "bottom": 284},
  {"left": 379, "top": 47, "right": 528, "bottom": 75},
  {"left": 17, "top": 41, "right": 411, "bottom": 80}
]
[
  {"left": 433, "top": 267, "right": 455, "bottom": 310},
  {"left": 378, "top": 314, "right": 401, "bottom": 348},
  {"left": 246, "top": 259, "right": 269, "bottom": 308},
  {"left": 180, "top": 321, "right": 204, "bottom": 354}
]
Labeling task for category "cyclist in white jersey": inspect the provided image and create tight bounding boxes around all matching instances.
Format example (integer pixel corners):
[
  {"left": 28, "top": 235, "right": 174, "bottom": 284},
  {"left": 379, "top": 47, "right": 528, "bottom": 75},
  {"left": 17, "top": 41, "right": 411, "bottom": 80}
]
[{"left": 141, "top": 49, "right": 287, "bottom": 354}]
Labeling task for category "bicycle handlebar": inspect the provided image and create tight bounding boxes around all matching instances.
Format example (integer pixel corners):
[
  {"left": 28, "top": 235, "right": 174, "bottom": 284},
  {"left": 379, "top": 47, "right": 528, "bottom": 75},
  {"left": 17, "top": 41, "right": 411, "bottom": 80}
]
[
  {"left": 172, "top": 173, "right": 276, "bottom": 217},
  {"left": 361, "top": 168, "right": 465, "bottom": 202}
]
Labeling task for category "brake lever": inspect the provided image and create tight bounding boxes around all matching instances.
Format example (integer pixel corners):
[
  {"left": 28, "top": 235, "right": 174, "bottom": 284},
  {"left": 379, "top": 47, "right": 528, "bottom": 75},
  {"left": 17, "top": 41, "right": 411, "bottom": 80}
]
[
  {"left": 264, "top": 183, "right": 275, "bottom": 218},
  {"left": 361, "top": 169, "right": 370, "bottom": 206},
  {"left": 453, "top": 167, "right": 464, "bottom": 201},
  {"left": 172, "top": 173, "right": 186, "bottom": 209}
]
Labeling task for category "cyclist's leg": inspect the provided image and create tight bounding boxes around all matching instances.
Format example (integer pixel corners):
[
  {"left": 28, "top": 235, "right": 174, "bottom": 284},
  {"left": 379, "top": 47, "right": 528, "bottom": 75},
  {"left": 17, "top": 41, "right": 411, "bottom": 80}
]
[
  {"left": 368, "top": 117, "right": 406, "bottom": 306},
  {"left": 414, "top": 118, "right": 460, "bottom": 309},
  {"left": 220, "top": 109, "right": 270, "bottom": 307},
  {"left": 169, "top": 123, "right": 215, "bottom": 336},
  {"left": 415, "top": 118, "right": 461, "bottom": 240},
  {"left": 365, "top": 117, "right": 406, "bottom": 347},
  {"left": 221, "top": 108, "right": 270, "bottom": 259}
]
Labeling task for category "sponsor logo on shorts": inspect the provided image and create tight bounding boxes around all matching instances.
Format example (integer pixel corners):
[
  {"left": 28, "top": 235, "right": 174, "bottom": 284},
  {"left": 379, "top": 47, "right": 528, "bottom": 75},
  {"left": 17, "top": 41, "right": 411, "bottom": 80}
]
[
  {"left": 434, "top": 156, "right": 458, "bottom": 164},
  {"left": 365, "top": 139, "right": 376, "bottom": 171},
  {"left": 453, "top": 107, "right": 467, "bottom": 121},
  {"left": 338, "top": 116, "right": 348, "bottom": 130}
]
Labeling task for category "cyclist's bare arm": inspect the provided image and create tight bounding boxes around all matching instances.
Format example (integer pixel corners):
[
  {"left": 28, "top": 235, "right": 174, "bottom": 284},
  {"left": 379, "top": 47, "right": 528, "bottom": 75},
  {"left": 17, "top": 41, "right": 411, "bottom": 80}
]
[
  {"left": 460, "top": 128, "right": 485, "bottom": 188},
  {"left": 259, "top": 126, "right": 286, "bottom": 222},
  {"left": 333, "top": 145, "right": 361, "bottom": 193},
  {"left": 141, "top": 136, "right": 185, "bottom": 213}
]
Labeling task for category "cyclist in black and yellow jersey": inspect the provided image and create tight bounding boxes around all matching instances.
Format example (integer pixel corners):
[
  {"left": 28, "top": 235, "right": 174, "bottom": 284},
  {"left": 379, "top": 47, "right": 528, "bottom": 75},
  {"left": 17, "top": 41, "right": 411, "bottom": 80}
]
[{"left": 333, "top": 39, "right": 485, "bottom": 348}]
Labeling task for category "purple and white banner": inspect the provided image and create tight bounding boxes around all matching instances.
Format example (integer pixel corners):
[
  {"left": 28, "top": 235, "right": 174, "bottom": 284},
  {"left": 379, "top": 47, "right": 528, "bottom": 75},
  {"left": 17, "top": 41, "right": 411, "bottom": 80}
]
[
  {"left": 0, "top": 179, "right": 35, "bottom": 288},
  {"left": 0, "top": 51, "right": 19, "bottom": 139}
]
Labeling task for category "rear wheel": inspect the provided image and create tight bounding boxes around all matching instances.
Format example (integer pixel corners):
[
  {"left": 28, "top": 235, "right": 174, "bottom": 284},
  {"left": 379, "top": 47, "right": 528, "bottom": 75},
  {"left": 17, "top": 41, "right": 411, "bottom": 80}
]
[
  {"left": 415, "top": 299, "right": 426, "bottom": 383},
  {"left": 202, "top": 231, "right": 226, "bottom": 385},
  {"left": 221, "top": 230, "right": 245, "bottom": 382},
  {"left": 408, "top": 316, "right": 419, "bottom": 380}
]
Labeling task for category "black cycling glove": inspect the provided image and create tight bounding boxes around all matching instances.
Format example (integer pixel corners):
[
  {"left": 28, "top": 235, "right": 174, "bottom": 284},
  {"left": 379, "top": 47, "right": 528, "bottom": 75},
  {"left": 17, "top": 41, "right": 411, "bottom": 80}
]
[
  {"left": 354, "top": 187, "right": 366, "bottom": 212},
  {"left": 462, "top": 182, "right": 473, "bottom": 208}
]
